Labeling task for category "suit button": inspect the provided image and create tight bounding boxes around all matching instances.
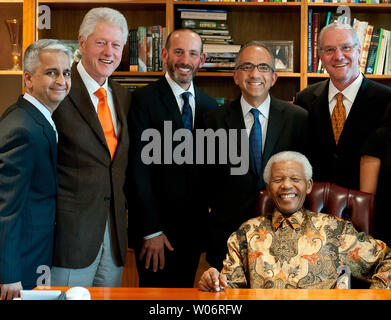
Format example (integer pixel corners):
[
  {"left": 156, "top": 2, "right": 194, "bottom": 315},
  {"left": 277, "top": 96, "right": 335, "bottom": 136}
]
[{"left": 333, "top": 153, "right": 339, "bottom": 160}]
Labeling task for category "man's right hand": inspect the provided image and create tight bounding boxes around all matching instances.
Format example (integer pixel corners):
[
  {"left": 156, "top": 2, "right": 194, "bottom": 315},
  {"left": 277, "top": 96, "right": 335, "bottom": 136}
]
[
  {"left": 0, "top": 281, "right": 23, "bottom": 300},
  {"left": 139, "top": 233, "right": 174, "bottom": 272},
  {"left": 198, "top": 267, "right": 228, "bottom": 292}
]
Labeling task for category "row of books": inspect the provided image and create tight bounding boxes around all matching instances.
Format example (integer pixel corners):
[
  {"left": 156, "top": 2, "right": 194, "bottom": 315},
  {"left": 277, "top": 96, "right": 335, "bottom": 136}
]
[
  {"left": 309, "top": 0, "right": 390, "bottom": 3},
  {"left": 176, "top": 0, "right": 301, "bottom": 2},
  {"left": 129, "top": 26, "right": 167, "bottom": 72},
  {"left": 178, "top": 7, "right": 241, "bottom": 72},
  {"left": 307, "top": 11, "right": 391, "bottom": 75},
  {"left": 353, "top": 18, "right": 391, "bottom": 75}
]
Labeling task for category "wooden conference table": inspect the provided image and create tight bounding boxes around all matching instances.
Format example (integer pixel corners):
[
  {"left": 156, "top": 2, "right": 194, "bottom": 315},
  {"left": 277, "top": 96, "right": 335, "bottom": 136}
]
[{"left": 35, "top": 287, "right": 391, "bottom": 300}]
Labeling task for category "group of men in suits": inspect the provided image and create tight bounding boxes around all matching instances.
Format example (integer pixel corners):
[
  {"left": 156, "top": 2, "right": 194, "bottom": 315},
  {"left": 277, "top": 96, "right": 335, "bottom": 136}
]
[{"left": 1, "top": 9, "right": 391, "bottom": 298}]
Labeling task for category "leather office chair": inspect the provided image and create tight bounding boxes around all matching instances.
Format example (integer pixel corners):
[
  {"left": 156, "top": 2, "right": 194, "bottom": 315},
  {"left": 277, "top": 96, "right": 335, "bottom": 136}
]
[{"left": 256, "top": 181, "right": 375, "bottom": 236}]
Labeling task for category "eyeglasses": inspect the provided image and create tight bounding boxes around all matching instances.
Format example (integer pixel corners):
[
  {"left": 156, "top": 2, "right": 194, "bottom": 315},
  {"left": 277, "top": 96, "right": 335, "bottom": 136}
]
[
  {"left": 236, "top": 62, "right": 274, "bottom": 73},
  {"left": 320, "top": 44, "right": 358, "bottom": 56}
]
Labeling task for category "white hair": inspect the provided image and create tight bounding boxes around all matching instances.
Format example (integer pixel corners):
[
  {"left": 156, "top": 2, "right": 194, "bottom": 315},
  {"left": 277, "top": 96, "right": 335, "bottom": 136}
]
[
  {"left": 24, "top": 39, "right": 73, "bottom": 74},
  {"left": 79, "top": 7, "right": 128, "bottom": 44},
  {"left": 263, "top": 151, "right": 313, "bottom": 184},
  {"left": 318, "top": 21, "right": 360, "bottom": 51}
]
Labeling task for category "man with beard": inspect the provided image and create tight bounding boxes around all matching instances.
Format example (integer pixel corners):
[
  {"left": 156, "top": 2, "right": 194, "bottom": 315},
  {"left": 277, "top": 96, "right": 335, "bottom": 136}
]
[{"left": 129, "top": 28, "right": 217, "bottom": 287}]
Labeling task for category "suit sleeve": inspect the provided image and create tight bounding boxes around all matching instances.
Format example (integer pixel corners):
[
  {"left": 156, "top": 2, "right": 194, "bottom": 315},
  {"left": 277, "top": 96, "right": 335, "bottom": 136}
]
[
  {"left": 128, "top": 91, "right": 163, "bottom": 238},
  {"left": 0, "top": 124, "right": 34, "bottom": 284}
]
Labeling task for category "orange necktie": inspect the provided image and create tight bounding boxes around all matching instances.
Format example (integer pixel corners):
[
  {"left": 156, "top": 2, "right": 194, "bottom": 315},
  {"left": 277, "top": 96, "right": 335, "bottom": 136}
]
[
  {"left": 331, "top": 92, "right": 346, "bottom": 145},
  {"left": 94, "top": 87, "right": 117, "bottom": 160}
]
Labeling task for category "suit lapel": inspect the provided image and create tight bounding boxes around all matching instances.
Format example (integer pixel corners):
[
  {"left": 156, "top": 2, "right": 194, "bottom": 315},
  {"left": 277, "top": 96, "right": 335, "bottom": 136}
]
[
  {"left": 158, "top": 78, "right": 183, "bottom": 129},
  {"left": 338, "top": 76, "right": 369, "bottom": 146},
  {"left": 262, "top": 97, "right": 286, "bottom": 169},
  {"left": 19, "top": 96, "right": 58, "bottom": 186},
  {"left": 311, "top": 80, "right": 336, "bottom": 146},
  {"left": 68, "top": 64, "right": 108, "bottom": 148},
  {"left": 109, "top": 78, "right": 127, "bottom": 162},
  {"left": 224, "top": 98, "right": 257, "bottom": 176}
]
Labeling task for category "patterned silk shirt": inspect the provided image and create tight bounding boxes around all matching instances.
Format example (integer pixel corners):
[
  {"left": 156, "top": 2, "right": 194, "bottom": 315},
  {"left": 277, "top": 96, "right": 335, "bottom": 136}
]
[{"left": 222, "top": 209, "right": 391, "bottom": 289}]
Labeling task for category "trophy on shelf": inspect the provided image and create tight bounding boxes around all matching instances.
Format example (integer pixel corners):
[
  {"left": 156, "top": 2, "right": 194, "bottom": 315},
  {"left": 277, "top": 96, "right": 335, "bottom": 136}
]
[{"left": 5, "top": 18, "right": 21, "bottom": 71}]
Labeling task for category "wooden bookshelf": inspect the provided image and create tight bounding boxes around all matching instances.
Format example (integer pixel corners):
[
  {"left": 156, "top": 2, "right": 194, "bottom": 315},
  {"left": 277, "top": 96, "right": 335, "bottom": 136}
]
[
  {"left": 2, "top": 0, "right": 391, "bottom": 105},
  {"left": 1, "top": 0, "right": 391, "bottom": 287}
]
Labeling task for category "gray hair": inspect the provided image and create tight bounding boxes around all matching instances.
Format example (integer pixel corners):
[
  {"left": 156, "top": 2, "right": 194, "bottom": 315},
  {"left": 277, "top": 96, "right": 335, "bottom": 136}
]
[
  {"left": 318, "top": 21, "right": 360, "bottom": 51},
  {"left": 79, "top": 7, "right": 128, "bottom": 44},
  {"left": 235, "top": 41, "right": 275, "bottom": 71},
  {"left": 24, "top": 39, "right": 73, "bottom": 74},
  {"left": 263, "top": 151, "right": 313, "bottom": 184}
]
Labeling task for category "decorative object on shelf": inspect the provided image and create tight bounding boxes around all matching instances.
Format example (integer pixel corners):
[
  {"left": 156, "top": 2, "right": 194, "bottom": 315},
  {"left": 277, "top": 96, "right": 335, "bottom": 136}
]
[
  {"left": 259, "top": 40, "right": 294, "bottom": 73},
  {"left": 5, "top": 18, "right": 21, "bottom": 71}
]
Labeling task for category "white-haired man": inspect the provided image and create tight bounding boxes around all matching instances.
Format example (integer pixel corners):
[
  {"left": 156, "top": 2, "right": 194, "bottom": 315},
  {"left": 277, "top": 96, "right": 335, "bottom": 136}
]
[
  {"left": 0, "top": 39, "right": 72, "bottom": 299},
  {"left": 295, "top": 22, "right": 391, "bottom": 190},
  {"left": 199, "top": 151, "right": 391, "bottom": 291},
  {"left": 51, "top": 7, "right": 131, "bottom": 287}
]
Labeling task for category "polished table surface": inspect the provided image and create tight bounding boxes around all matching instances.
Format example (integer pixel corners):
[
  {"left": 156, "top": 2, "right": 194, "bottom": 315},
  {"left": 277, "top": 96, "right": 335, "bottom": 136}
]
[{"left": 35, "top": 287, "right": 391, "bottom": 300}]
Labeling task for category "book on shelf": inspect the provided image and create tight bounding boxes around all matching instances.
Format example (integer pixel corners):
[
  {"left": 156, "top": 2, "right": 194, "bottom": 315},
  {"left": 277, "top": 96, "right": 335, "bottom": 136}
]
[
  {"left": 111, "top": 77, "right": 159, "bottom": 92},
  {"left": 385, "top": 33, "right": 391, "bottom": 75},
  {"left": 193, "top": 29, "right": 230, "bottom": 36},
  {"left": 182, "top": 19, "right": 228, "bottom": 30},
  {"left": 203, "top": 43, "right": 241, "bottom": 53},
  {"left": 129, "top": 29, "right": 138, "bottom": 72},
  {"left": 312, "top": 12, "right": 320, "bottom": 73},
  {"left": 307, "top": 8, "right": 312, "bottom": 73},
  {"left": 200, "top": 34, "right": 232, "bottom": 40},
  {"left": 375, "top": 29, "right": 390, "bottom": 75},
  {"left": 202, "top": 62, "right": 236, "bottom": 69},
  {"left": 177, "top": 8, "right": 227, "bottom": 21},
  {"left": 360, "top": 24, "right": 373, "bottom": 74},
  {"left": 366, "top": 27, "right": 381, "bottom": 74},
  {"left": 136, "top": 25, "right": 165, "bottom": 73},
  {"left": 137, "top": 26, "right": 147, "bottom": 72}
]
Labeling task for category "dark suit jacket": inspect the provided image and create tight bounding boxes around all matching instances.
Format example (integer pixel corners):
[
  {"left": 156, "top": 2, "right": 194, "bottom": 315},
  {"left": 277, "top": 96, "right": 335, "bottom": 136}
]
[
  {"left": 0, "top": 96, "right": 57, "bottom": 289},
  {"left": 203, "top": 96, "right": 309, "bottom": 268},
  {"left": 52, "top": 64, "right": 131, "bottom": 268},
  {"left": 295, "top": 76, "right": 391, "bottom": 190},
  {"left": 128, "top": 77, "right": 217, "bottom": 251}
]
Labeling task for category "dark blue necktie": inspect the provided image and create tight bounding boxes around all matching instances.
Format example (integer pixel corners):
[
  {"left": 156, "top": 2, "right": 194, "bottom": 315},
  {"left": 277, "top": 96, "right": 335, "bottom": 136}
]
[
  {"left": 181, "top": 91, "right": 193, "bottom": 130},
  {"left": 249, "top": 108, "right": 263, "bottom": 181}
]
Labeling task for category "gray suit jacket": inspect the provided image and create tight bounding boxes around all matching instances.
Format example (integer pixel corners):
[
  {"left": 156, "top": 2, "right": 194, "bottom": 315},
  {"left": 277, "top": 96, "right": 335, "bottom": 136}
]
[{"left": 53, "top": 64, "right": 131, "bottom": 268}]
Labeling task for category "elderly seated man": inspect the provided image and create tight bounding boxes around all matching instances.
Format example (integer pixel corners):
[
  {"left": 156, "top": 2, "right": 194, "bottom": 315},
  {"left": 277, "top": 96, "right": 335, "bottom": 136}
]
[{"left": 199, "top": 151, "right": 391, "bottom": 291}]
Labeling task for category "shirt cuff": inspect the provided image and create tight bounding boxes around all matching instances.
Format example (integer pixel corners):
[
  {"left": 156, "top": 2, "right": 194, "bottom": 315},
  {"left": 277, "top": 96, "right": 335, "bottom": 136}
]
[{"left": 143, "top": 231, "right": 163, "bottom": 240}]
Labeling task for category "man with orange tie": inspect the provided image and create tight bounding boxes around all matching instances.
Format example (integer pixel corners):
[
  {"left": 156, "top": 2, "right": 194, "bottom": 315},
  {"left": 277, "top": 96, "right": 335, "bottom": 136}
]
[
  {"left": 50, "top": 7, "right": 131, "bottom": 286},
  {"left": 295, "top": 21, "right": 391, "bottom": 190}
]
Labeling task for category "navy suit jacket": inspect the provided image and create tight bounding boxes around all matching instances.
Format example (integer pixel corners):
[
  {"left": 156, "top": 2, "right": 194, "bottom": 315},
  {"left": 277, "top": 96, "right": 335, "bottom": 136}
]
[
  {"left": 0, "top": 96, "right": 57, "bottom": 289},
  {"left": 128, "top": 77, "right": 217, "bottom": 250},
  {"left": 295, "top": 76, "right": 391, "bottom": 189},
  {"left": 203, "top": 96, "right": 309, "bottom": 268}
]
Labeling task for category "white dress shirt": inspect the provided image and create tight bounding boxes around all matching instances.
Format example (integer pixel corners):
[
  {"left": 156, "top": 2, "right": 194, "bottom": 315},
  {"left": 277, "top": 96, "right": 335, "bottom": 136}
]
[
  {"left": 241, "top": 94, "right": 271, "bottom": 152},
  {"left": 328, "top": 73, "right": 363, "bottom": 119},
  {"left": 165, "top": 72, "right": 196, "bottom": 127},
  {"left": 23, "top": 93, "right": 58, "bottom": 142},
  {"left": 77, "top": 61, "right": 120, "bottom": 137}
]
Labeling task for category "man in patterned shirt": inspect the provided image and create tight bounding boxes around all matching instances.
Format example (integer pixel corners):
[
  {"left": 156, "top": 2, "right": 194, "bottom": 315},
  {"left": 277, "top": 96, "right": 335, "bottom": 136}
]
[{"left": 199, "top": 151, "right": 391, "bottom": 290}]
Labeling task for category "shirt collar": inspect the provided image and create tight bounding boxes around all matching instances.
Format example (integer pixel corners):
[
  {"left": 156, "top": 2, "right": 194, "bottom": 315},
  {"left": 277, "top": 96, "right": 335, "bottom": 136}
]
[
  {"left": 272, "top": 209, "right": 305, "bottom": 232},
  {"left": 165, "top": 72, "right": 195, "bottom": 99},
  {"left": 77, "top": 60, "right": 109, "bottom": 95},
  {"left": 328, "top": 73, "right": 363, "bottom": 104},
  {"left": 241, "top": 94, "right": 270, "bottom": 120}
]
